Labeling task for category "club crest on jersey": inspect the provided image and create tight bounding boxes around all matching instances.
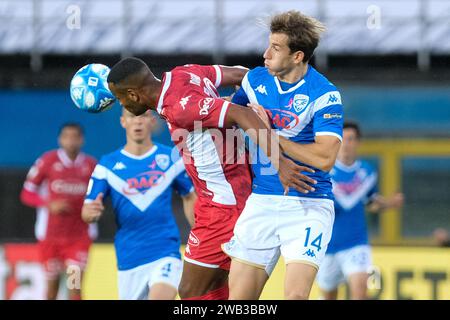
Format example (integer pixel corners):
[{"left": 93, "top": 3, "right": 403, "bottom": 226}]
[
  {"left": 293, "top": 94, "right": 309, "bottom": 113},
  {"left": 266, "top": 109, "right": 299, "bottom": 130},
  {"left": 155, "top": 154, "right": 170, "bottom": 170},
  {"left": 123, "top": 170, "right": 165, "bottom": 195},
  {"left": 199, "top": 97, "right": 214, "bottom": 115}
]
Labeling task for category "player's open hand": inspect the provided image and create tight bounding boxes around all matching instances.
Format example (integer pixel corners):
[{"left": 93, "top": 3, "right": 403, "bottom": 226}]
[
  {"left": 48, "top": 199, "right": 72, "bottom": 215},
  {"left": 248, "top": 103, "right": 271, "bottom": 128},
  {"left": 278, "top": 156, "right": 317, "bottom": 195},
  {"left": 81, "top": 193, "right": 104, "bottom": 223}
]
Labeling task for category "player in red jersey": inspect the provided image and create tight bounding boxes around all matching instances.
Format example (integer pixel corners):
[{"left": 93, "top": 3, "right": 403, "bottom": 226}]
[
  {"left": 20, "top": 123, "right": 97, "bottom": 300},
  {"left": 106, "top": 58, "right": 316, "bottom": 300}
]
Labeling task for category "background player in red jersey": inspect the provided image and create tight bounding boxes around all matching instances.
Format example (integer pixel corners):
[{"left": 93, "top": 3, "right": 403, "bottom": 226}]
[
  {"left": 20, "top": 123, "right": 97, "bottom": 300},
  {"left": 106, "top": 58, "right": 316, "bottom": 300}
]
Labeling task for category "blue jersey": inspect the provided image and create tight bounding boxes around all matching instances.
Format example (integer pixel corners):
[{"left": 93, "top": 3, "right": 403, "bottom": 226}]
[
  {"left": 232, "top": 66, "right": 343, "bottom": 199},
  {"left": 85, "top": 143, "right": 193, "bottom": 270},
  {"left": 326, "top": 159, "right": 378, "bottom": 254}
]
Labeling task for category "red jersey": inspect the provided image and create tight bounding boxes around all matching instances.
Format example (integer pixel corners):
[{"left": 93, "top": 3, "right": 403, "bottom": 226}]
[
  {"left": 21, "top": 149, "right": 97, "bottom": 241},
  {"left": 156, "top": 64, "right": 252, "bottom": 210}
]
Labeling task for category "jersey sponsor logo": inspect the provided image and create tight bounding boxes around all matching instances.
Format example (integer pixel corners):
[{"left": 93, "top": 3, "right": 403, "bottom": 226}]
[
  {"left": 323, "top": 113, "right": 342, "bottom": 119},
  {"left": 266, "top": 109, "right": 299, "bottom": 129},
  {"left": 255, "top": 84, "right": 267, "bottom": 95},
  {"left": 187, "top": 231, "right": 200, "bottom": 247},
  {"left": 50, "top": 180, "right": 87, "bottom": 195},
  {"left": 155, "top": 154, "right": 170, "bottom": 170},
  {"left": 112, "top": 162, "right": 126, "bottom": 170},
  {"left": 199, "top": 97, "right": 215, "bottom": 115},
  {"left": 293, "top": 94, "right": 309, "bottom": 113},
  {"left": 179, "top": 95, "right": 191, "bottom": 110},
  {"left": 123, "top": 170, "right": 165, "bottom": 195}
]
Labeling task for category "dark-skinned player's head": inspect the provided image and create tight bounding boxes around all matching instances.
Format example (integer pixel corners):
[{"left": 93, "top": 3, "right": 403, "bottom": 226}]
[{"left": 107, "top": 57, "right": 155, "bottom": 116}]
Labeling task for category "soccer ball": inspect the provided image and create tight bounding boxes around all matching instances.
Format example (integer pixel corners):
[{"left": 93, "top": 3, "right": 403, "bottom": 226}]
[{"left": 70, "top": 63, "right": 116, "bottom": 113}]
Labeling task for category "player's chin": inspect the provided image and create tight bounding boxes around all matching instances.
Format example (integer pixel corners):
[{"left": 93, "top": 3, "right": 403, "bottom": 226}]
[{"left": 126, "top": 105, "right": 148, "bottom": 116}]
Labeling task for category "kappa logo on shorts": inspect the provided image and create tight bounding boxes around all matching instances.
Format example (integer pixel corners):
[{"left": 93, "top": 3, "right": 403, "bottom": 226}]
[
  {"left": 302, "top": 249, "right": 316, "bottom": 258},
  {"left": 188, "top": 232, "right": 200, "bottom": 247}
]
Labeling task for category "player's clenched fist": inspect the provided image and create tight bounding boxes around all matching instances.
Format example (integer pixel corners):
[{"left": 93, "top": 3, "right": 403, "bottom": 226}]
[{"left": 81, "top": 193, "right": 104, "bottom": 223}]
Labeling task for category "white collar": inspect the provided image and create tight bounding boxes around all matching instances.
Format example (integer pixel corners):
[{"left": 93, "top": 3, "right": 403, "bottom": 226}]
[{"left": 120, "top": 145, "right": 158, "bottom": 160}]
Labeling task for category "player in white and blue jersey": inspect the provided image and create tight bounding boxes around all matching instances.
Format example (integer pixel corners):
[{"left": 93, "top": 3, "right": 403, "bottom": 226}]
[
  {"left": 222, "top": 11, "right": 344, "bottom": 299},
  {"left": 81, "top": 108, "right": 196, "bottom": 300},
  {"left": 316, "top": 121, "right": 404, "bottom": 299}
]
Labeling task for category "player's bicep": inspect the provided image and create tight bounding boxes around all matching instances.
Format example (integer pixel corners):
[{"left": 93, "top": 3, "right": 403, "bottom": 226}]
[
  {"left": 23, "top": 157, "right": 47, "bottom": 192},
  {"left": 219, "top": 65, "right": 249, "bottom": 87},
  {"left": 85, "top": 164, "right": 110, "bottom": 202},
  {"left": 313, "top": 103, "right": 344, "bottom": 142}
]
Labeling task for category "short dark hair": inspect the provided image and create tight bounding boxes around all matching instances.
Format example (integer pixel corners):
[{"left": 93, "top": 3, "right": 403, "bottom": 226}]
[
  {"left": 58, "top": 122, "right": 84, "bottom": 136},
  {"left": 270, "top": 11, "right": 326, "bottom": 62},
  {"left": 343, "top": 121, "right": 361, "bottom": 139},
  {"left": 107, "top": 57, "right": 148, "bottom": 85}
]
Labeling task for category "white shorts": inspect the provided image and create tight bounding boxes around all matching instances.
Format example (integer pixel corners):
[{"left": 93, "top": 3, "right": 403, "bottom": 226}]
[
  {"left": 117, "top": 256, "right": 182, "bottom": 300},
  {"left": 316, "top": 245, "right": 372, "bottom": 292},
  {"left": 222, "top": 193, "right": 335, "bottom": 276}
]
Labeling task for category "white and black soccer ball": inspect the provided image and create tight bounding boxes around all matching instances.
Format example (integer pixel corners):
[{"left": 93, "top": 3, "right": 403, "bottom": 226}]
[{"left": 70, "top": 63, "right": 116, "bottom": 113}]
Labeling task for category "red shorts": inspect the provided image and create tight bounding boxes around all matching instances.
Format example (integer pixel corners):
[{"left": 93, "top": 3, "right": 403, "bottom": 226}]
[
  {"left": 184, "top": 201, "right": 242, "bottom": 270},
  {"left": 38, "top": 238, "right": 92, "bottom": 279}
]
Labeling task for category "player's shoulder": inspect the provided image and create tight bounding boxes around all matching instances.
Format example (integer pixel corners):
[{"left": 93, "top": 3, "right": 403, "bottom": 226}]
[
  {"left": 358, "top": 159, "right": 377, "bottom": 175},
  {"left": 97, "top": 148, "right": 123, "bottom": 168},
  {"left": 38, "top": 149, "right": 59, "bottom": 163},
  {"left": 82, "top": 153, "right": 97, "bottom": 165},
  {"left": 246, "top": 66, "right": 271, "bottom": 82},
  {"left": 154, "top": 143, "right": 181, "bottom": 164},
  {"left": 306, "top": 66, "right": 340, "bottom": 99}
]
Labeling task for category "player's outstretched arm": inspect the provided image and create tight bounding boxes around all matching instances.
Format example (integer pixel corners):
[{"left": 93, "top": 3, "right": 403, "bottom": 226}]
[
  {"left": 224, "top": 103, "right": 316, "bottom": 194},
  {"left": 278, "top": 135, "right": 341, "bottom": 172},
  {"left": 82, "top": 193, "right": 104, "bottom": 223},
  {"left": 219, "top": 66, "right": 249, "bottom": 87},
  {"left": 181, "top": 191, "right": 197, "bottom": 227},
  {"left": 367, "top": 193, "right": 404, "bottom": 213}
]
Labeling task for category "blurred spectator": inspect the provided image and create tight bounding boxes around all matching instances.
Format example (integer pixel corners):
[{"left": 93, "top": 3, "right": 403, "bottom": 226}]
[{"left": 432, "top": 228, "right": 450, "bottom": 247}]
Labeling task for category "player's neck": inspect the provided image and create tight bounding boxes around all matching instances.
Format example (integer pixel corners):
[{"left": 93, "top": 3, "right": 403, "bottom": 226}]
[
  {"left": 277, "top": 63, "right": 308, "bottom": 84},
  {"left": 124, "top": 140, "right": 154, "bottom": 156},
  {"left": 144, "top": 80, "right": 162, "bottom": 111},
  {"left": 337, "top": 155, "right": 357, "bottom": 167}
]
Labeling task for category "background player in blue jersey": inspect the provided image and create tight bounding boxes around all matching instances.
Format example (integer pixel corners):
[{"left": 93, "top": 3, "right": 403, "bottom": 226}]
[
  {"left": 81, "top": 108, "right": 196, "bottom": 300},
  {"left": 316, "top": 121, "right": 404, "bottom": 300},
  {"left": 222, "top": 11, "right": 343, "bottom": 300}
]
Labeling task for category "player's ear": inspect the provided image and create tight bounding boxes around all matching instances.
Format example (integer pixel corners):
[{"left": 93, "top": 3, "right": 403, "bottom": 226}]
[
  {"left": 293, "top": 50, "right": 305, "bottom": 64},
  {"left": 127, "top": 89, "right": 139, "bottom": 102}
]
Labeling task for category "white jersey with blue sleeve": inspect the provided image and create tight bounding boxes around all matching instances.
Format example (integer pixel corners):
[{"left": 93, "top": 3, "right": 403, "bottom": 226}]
[
  {"left": 232, "top": 65, "right": 344, "bottom": 199},
  {"left": 85, "top": 143, "right": 193, "bottom": 271},
  {"left": 327, "top": 159, "right": 378, "bottom": 254}
]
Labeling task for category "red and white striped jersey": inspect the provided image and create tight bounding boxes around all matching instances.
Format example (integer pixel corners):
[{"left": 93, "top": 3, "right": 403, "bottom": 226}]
[
  {"left": 156, "top": 64, "right": 252, "bottom": 210},
  {"left": 21, "top": 149, "right": 97, "bottom": 241}
]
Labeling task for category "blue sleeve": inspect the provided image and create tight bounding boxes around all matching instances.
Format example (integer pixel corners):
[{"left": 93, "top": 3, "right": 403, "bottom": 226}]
[
  {"left": 85, "top": 162, "right": 110, "bottom": 202},
  {"left": 366, "top": 167, "right": 379, "bottom": 203},
  {"left": 173, "top": 171, "right": 194, "bottom": 196},
  {"left": 313, "top": 104, "right": 344, "bottom": 141},
  {"left": 231, "top": 87, "right": 250, "bottom": 106}
]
